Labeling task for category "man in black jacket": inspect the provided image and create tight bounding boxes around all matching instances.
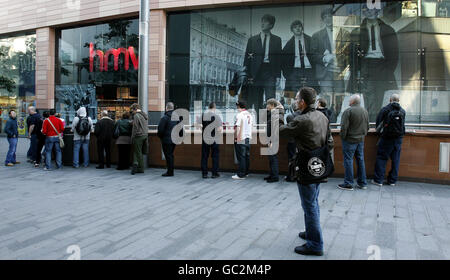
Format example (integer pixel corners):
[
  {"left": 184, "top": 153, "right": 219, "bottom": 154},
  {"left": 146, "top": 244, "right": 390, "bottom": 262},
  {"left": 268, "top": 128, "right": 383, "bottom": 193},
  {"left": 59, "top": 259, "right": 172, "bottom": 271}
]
[
  {"left": 282, "top": 20, "right": 316, "bottom": 99},
  {"left": 348, "top": 4, "right": 399, "bottom": 122},
  {"left": 201, "top": 102, "right": 222, "bottom": 179},
  {"left": 242, "top": 14, "right": 282, "bottom": 111},
  {"left": 280, "top": 87, "right": 333, "bottom": 256},
  {"left": 94, "top": 110, "right": 115, "bottom": 169},
  {"left": 157, "top": 102, "right": 179, "bottom": 177},
  {"left": 372, "top": 93, "right": 406, "bottom": 187}
]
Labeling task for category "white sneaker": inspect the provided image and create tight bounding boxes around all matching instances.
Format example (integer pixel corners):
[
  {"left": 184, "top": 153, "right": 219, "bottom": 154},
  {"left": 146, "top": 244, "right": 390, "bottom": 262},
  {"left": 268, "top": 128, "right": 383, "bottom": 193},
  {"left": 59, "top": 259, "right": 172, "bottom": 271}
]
[
  {"left": 232, "top": 175, "right": 245, "bottom": 180},
  {"left": 371, "top": 180, "right": 382, "bottom": 187}
]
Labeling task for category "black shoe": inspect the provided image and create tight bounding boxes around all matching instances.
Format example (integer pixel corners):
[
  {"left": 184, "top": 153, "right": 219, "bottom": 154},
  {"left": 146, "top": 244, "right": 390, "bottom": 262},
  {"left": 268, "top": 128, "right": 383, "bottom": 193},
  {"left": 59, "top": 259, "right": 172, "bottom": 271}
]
[
  {"left": 96, "top": 165, "right": 104, "bottom": 169},
  {"left": 211, "top": 173, "right": 220, "bottom": 179},
  {"left": 266, "top": 178, "right": 279, "bottom": 183},
  {"left": 264, "top": 176, "right": 272, "bottom": 181},
  {"left": 202, "top": 174, "right": 208, "bottom": 179},
  {"left": 338, "top": 184, "right": 354, "bottom": 191},
  {"left": 285, "top": 176, "right": 296, "bottom": 182},
  {"left": 294, "top": 244, "right": 323, "bottom": 256},
  {"left": 298, "top": 231, "right": 306, "bottom": 240},
  {"left": 106, "top": 165, "right": 111, "bottom": 168},
  {"left": 131, "top": 164, "right": 138, "bottom": 175},
  {"left": 162, "top": 173, "right": 174, "bottom": 177}
]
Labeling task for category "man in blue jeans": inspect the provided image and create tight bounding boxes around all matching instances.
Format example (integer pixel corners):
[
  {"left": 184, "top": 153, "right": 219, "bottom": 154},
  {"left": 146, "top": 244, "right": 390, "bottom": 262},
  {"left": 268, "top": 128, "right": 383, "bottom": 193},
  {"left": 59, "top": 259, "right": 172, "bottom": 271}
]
[
  {"left": 71, "top": 107, "right": 93, "bottom": 168},
  {"left": 372, "top": 94, "right": 406, "bottom": 187},
  {"left": 41, "top": 109, "right": 64, "bottom": 170},
  {"left": 280, "top": 87, "right": 333, "bottom": 256},
  {"left": 338, "top": 94, "right": 369, "bottom": 191},
  {"left": 4, "top": 110, "right": 20, "bottom": 167}
]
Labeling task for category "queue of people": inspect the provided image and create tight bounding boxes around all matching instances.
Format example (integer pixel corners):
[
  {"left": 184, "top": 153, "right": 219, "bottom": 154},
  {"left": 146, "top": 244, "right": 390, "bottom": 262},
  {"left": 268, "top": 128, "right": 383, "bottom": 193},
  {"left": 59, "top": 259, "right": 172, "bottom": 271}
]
[{"left": 3, "top": 91, "right": 406, "bottom": 257}]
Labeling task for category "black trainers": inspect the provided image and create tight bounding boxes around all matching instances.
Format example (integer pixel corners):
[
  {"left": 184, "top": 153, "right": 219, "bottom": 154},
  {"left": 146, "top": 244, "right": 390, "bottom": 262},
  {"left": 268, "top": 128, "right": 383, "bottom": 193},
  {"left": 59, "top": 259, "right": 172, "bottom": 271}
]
[
  {"left": 202, "top": 174, "right": 208, "bottom": 179},
  {"left": 356, "top": 184, "right": 367, "bottom": 190},
  {"left": 211, "top": 173, "right": 220, "bottom": 179},
  {"left": 338, "top": 184, "right": 354, "bottom": 191},
  {"left": 131, "top": 164, "right": 138, "bottom": 175},
  {"left": 266, "top": 177, "right": 279, "bottom": 183},
  {"left": 294, "top": 244, "right": 323, "bottom": 256}
]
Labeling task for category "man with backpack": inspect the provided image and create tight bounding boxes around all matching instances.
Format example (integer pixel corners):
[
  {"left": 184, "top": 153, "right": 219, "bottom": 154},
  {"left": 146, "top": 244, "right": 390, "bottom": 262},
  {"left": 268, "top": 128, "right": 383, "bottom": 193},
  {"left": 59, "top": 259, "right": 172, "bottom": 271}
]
[
  {"left": 42, "top": 109, "right": 65, "bottom": 170},
  {"left": 372, "top": 93, "right": 406, "bottom": 187},
  {"left": 71, "top": 107, "right": 93, "bottom": 168}
]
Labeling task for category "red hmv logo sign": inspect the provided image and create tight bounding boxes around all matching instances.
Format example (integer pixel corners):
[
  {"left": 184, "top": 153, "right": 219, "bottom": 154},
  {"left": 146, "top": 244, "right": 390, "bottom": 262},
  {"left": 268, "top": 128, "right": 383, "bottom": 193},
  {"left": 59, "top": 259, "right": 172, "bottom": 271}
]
[{"left": 89, "top": 42, "right": 139, "bottom": 72}]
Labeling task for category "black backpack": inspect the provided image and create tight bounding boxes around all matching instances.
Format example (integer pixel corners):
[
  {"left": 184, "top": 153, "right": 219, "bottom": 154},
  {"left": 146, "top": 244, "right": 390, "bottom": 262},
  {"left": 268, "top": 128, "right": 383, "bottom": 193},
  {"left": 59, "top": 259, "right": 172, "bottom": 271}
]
[
  {"left": 76, "top": 116, "right": 91, "bottom": 136},
  {"left": 383, "top": 108, "right": 404, "bottom": 138}
]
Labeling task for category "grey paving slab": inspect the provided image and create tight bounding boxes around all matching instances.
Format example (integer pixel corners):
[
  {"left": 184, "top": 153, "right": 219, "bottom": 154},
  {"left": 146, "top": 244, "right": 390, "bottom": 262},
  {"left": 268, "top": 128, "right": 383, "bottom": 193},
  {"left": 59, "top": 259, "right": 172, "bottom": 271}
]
[{"left": 0, "top": 138, "right": 449, "bottom": 260}]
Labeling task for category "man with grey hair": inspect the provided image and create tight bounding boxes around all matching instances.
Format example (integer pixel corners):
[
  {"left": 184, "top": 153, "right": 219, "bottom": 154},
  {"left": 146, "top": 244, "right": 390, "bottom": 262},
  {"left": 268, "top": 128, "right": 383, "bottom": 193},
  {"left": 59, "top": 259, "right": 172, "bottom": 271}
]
[
  {"left": 130, "top": 103, "right": 149, "bottom": 175},
  {"left": 94, "top": 110, "right": 115, "bottom": 169},
  {"left": 372, "top": 93, "right": 405, "bottom": 187},
  {"left": 339, "top": 94, "right": 369, "bottom": 191}
]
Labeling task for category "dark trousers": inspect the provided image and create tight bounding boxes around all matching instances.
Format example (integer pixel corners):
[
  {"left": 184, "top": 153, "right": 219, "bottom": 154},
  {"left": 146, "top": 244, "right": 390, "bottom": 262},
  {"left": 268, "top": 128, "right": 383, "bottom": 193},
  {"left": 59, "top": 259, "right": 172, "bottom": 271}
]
[
  {"left": 360, "top": 58, "right": 397, "bottom": 122},
  {"left": 117, "top": 144, "right": 131, "bottom": 170},
  {"left": 287, "top": 141, "right": 297, "bottom": 161},
  {"left": 284, "top": 68, "right": 316, "bottom": 98},
  {"left": 201, "top": 142, "right": 219, "bottom": 175},
  {"left": 374, "top": 137, "right": 403, "bottom": 184},
  {"left": 268, "top": 154, "right": 279, "bottom": 179},
  {"left": 30, "top": 134, "right": 38, "bottom": 161},
  {"left": 97, "top": 139, "right": 111, "bottom": 167},
  {"left": 162, "top": 143, "right": 176, "bottom": 175},
  {"left": 35, "top": 137, "right": 45, "bottom": 164},
  {"left": 297, "top": 182, "right": 323, "bottom": 252},
  {"left": 243, "top": 64, "right": 276, "bottom": 111},
  {"left": 234, "top": 138, "right": 250, "bottom": 178}
]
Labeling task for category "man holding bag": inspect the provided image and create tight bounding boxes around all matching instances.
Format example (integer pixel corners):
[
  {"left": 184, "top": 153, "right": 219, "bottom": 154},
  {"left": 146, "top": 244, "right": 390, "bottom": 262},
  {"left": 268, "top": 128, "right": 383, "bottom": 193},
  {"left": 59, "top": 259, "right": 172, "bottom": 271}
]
[
  {"left": 280, "top": 87, "right": 334, "bottom": 256},
  {"left": 42, "top": 109, "right": 64, "bottom": 171}
]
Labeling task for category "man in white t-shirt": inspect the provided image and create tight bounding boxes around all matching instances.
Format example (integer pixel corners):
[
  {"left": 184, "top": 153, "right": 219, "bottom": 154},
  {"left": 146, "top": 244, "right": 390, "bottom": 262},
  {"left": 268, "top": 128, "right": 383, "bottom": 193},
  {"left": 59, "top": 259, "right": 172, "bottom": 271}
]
[{"left": 232, "top": 100, "right": 253, "bottom": 180}]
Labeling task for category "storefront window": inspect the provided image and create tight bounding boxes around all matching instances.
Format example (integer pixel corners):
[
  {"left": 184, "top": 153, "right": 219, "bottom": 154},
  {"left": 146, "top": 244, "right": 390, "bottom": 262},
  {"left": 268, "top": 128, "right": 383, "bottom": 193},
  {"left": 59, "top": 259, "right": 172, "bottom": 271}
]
[
  {"left": 0, "top": 34, "right": 36, "bottom": 135},
  {"left": 55, "top": 18, "right": 139, "bottom": 124},
  {"left": 167, "top": 1, "right": 450, "bottom": 126}
]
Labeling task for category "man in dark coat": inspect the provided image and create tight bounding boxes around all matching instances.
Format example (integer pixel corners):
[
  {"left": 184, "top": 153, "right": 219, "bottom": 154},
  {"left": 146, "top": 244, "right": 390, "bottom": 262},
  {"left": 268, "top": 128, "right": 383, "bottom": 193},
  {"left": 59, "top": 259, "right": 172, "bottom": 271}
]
[
  {"left": 282, "top": 20, "right": 316, "bottom": 99},
  {"left": 242, "top": 14, "right": 282, "bottom": 111},
  {"left": 4, "top": 110, "right": 19, "bottom": 167},
  {"left": 157, "top": 102, "right": 180, "bottom": 177},
  {"left": 94, "top": 110, "right": 115, "bottom": 169},
  {"left": 348, "top": 4, "right": 399, "bottom": 122}
]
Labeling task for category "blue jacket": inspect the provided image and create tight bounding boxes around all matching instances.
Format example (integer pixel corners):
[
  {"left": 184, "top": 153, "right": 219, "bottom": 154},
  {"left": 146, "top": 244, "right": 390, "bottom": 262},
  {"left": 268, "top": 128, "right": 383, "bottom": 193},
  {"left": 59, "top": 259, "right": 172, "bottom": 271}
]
[{"left": 5, "top": 117, "right": 18, "bottom": 138}]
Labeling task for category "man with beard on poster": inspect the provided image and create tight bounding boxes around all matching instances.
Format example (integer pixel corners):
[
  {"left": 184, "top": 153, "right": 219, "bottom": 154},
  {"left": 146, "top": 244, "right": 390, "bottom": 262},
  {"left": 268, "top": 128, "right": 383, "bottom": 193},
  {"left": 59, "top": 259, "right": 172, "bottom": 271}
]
[
  {"left": 282, "top": 20, "right": 316, "bottom": 100},
  {"left": 311, "top": 7, "right": 350, "bottom": 116},
  {"left": 242, "top": 14, "right": 282, "bottom": 112},
  {"left": 348, "top": 3, "right": 399, "bottom": 122}
]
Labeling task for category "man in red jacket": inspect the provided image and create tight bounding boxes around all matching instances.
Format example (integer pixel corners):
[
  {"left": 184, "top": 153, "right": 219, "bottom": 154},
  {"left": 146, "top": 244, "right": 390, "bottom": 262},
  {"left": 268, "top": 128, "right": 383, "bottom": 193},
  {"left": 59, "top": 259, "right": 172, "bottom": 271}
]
[{"left": 41, "top": 109, "right": 64, "bottom": 170}]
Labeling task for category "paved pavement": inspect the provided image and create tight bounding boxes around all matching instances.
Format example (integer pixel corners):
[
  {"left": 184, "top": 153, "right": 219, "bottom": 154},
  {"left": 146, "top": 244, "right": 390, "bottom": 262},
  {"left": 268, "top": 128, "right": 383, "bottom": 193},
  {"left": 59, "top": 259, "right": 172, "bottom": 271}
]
[{"left": 0, "top": 137, "right": 449, "bottom": 260}]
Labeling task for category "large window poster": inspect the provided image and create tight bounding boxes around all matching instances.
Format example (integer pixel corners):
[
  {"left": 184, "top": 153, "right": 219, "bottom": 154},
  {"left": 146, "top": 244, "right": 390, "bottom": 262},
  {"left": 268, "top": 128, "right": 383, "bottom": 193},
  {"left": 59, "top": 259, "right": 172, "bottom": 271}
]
[{"left": 174, "top": 1, "right": 450, "bottom": 125}]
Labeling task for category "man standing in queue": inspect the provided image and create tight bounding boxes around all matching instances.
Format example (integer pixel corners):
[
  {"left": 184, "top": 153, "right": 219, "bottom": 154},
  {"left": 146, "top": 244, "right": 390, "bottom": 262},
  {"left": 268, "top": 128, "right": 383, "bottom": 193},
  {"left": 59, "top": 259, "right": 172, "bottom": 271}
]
[{"left": 280, "top": 87, "right": 333, "bottom": 256}]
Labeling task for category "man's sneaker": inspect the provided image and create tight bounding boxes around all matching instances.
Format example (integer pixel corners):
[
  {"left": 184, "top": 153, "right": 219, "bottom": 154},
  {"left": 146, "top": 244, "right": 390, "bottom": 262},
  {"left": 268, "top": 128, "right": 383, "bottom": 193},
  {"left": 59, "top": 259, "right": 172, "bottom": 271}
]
[
  {"left": 5, "top": 163, "right": 14, "bottom": 167},
  {"left": 34, "top": 163, "right": 40, "bottom": 168},
  {"left": 267, "top": 177, "right": 279, "bottom": 183},
  {"left": 371, "top": 180, "right": 383, "bottom": 187},
  {"left": 386, "top": 182, "right": 396, "bottom": 186},
  {"left": 338, "top": 184, "right": 354, "bottom": 191},
  {"left": 232, "top": 175, "right": 245, "bottom": 180},
  {"left": 211, "top": 173, "right": 220, "bottom": 179},
  {"left": 357, "top": 184, "right": 367, "bottom": 190},
  {"left": 13, "top": 161, "right": 20, "bottom": 164},
  {"left": 294, "top": 244, "right": 323, "bottom": 256},
  {"left": 264, "top": 176, "right": 272, "bottom": 181},
  {"left": 43, "top": 167, "right": 51, "bottom": 171},
  {"left": 202, "top": 174, "right": 208, "bottom": 179}
]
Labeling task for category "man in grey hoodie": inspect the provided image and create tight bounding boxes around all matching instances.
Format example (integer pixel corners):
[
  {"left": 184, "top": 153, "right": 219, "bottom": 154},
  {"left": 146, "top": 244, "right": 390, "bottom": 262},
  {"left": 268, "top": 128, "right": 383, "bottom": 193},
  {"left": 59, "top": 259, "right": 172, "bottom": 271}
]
[
  {"left": 71, "top": 107, "right": 93, "bottom": 168},
  {"left": 130, "top": 103, "right": 148, "bottom": 175}
]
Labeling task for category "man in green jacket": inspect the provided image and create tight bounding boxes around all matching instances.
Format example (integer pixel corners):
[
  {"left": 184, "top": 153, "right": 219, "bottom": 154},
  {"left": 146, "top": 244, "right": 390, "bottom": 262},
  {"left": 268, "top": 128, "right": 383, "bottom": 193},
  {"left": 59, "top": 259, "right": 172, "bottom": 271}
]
[
  {"left": 338, "top": 94, "right": 369, "bottom": 191},
  {"left": 130, "top": 103, "right": 148, "bottom": 175}
]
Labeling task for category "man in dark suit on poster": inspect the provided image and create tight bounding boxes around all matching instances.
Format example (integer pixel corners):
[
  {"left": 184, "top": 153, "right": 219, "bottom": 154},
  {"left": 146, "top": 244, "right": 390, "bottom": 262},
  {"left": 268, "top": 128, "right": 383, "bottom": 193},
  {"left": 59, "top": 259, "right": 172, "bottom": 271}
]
[
  {"left": 311, "top": 8, "right": 350, "bottom": 111},
  {"left": 281, "top": 20, "right": 316, "bottom": 99},
  {"left": 348, "top": 4, "right": 399, "bottom": 122},
  {"left": 242, "top": 14, "right": 282, "bottom": 111}
]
